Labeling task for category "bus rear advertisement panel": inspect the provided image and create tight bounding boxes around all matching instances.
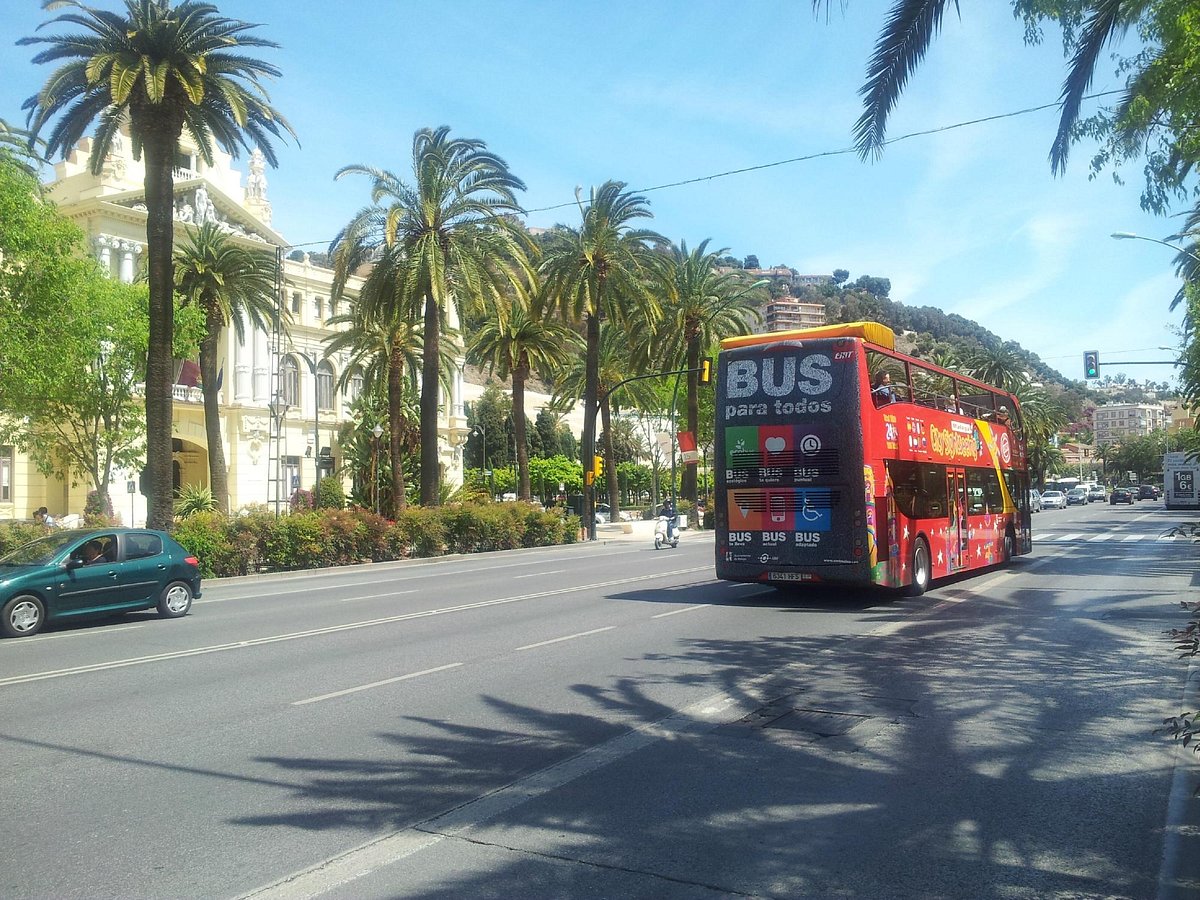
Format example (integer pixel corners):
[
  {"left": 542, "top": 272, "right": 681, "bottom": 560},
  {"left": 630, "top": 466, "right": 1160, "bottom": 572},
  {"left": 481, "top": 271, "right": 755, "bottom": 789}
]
[
  {"left": 715, "top": 337, "right": 869, "bottom": 583},
  {"left": 714, "top": 327, "right": 1030, "bottom": 592}
]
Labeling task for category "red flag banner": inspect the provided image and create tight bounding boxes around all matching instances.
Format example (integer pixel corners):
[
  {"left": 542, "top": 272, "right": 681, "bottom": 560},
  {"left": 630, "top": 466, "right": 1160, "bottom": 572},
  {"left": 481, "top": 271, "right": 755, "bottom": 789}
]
[{"left": 677, "top": 431, "right": 699, "bottom": 464}]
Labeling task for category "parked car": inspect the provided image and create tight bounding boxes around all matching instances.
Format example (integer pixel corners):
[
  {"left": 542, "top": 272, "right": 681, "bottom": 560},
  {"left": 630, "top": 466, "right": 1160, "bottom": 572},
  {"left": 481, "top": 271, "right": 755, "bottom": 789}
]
[
  {"left": 1028, "top": 489, "right": 1042, "bottom": 512},
  {"left": 1041, "top": 490, "right": 1067, "bottom": 509},
  {"left": 1136, "top": 484, "right": 1160, "bottom": 501},
  {"left": 0, "top": 528, "right": 200, "bottom": 638},
  {"left": 1110, "top": 486, "right": 1135, "bottom": 505},
  {"left": 594, "top": 504, "right": 611, "bottom": 524},
  {"left": 1087, "top": 484, "right": 1106, "bottom": 502},
  {"left": 1066, "top": 487, "right": 1089, "bottom": 506}
]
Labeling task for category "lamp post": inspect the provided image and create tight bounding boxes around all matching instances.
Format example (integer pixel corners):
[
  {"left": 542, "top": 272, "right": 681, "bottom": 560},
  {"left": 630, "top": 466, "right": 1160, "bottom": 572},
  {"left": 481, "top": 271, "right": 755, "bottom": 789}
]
[
  {"left": 1111, "top": 231, "right": 1200, "bottom": 265},
  {"left": 472, "top": 423, "right": 486, "bottom": 470},
  {"left": 268, "top": 396, "right": 289, "bottom": 515},
  {"left": 371, "top": 422, "right": 384, "bottom": 515}
]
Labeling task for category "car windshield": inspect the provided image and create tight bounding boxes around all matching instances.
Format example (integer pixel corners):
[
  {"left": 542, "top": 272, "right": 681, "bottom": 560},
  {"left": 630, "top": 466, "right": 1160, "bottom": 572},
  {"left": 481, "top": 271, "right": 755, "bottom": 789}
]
[
  {"left": 0, "top": 532, "right": 79, "bottom": 566},
  {"left": 1043, "top": 491, "right": 1063, "bottom": 498}
]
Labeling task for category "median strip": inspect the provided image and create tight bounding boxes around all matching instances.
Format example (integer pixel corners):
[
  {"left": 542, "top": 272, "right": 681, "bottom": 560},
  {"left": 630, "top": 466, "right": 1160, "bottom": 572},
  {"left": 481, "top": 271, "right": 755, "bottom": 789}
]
[{"left": 0, "top": 566, "right": 710, "bottom": 689}]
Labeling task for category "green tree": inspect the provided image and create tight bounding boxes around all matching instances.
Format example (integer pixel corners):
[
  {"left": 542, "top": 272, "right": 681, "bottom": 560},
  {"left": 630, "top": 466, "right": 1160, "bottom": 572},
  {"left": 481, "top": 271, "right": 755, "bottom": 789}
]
[
  {"left": 652, "top": 239, "right": 763, "bottom": 507},
  {"left": 0, "top": 153, "right": 202, "bottom": 500},
  {"left": 958, "top": 342, "right": 1029, "bottom": 394},
  {"left": 331, "top": 127, "right": 534, "bottom": 506},
  {"left": 468, "top": 298, "right": 581, "bottom": 500},
  {"left": 21, "top": 0, "right": 294, "bottom": 530},
  {"left": 174, "top": 222, "right": 280, "bottom": 512},
  {"left": 539, "top": 181, "right": 665, "bottom": 534},
  {"left": 552, "top": 321, "right": 660, "bottom": 518}
]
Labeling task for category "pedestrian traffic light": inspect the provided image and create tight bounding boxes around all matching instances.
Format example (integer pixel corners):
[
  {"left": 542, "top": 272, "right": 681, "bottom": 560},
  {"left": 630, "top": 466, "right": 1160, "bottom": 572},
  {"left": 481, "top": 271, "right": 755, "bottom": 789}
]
[
  {"left": 593, "top": 455, "right": 604, "bottom": 477},
  {"left": 1083, "top": 351, "right": 1100, "bottom": 379},
  {"left": 699, "top": 357, "right": 712, "bottom": 385}
]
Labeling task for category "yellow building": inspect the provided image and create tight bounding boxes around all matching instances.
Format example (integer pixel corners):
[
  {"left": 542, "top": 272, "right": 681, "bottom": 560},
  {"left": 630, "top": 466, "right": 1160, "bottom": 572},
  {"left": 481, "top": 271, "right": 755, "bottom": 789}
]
[{"left": 1, "top": 132, "right": 475, "bottom": 522}]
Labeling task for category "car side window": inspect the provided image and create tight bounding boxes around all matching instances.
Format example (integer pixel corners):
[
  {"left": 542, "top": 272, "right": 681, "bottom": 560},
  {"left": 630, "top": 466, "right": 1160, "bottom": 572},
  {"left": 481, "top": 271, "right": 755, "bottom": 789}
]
[{"left": 126, "top": 532, "right": 163, "bottom": 561}]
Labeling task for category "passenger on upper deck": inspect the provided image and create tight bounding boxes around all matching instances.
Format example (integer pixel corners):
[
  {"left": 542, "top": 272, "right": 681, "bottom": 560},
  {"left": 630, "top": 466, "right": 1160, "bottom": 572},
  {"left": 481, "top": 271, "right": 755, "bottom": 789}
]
[{"left": 871, "top": 371, "right": 896, "bottom": 406}]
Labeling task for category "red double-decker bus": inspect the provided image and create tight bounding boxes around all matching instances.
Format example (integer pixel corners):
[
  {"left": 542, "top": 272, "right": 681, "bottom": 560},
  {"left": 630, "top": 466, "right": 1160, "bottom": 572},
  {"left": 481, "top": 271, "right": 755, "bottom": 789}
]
[{"left": 714, "top": 322, "right": 1032, "bottom": 595}]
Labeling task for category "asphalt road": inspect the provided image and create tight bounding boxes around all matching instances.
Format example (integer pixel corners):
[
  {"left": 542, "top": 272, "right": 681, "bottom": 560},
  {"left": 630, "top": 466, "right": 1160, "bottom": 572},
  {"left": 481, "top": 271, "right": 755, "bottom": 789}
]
[{"left": 1, "top": 498, "right": 1197, "bottom": 899}]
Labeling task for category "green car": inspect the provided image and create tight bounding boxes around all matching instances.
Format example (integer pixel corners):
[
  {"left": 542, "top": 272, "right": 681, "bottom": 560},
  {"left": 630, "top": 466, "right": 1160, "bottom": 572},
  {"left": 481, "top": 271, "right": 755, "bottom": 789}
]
[{"left": 0, "top": 528, "right": 201, "bottom": 638}]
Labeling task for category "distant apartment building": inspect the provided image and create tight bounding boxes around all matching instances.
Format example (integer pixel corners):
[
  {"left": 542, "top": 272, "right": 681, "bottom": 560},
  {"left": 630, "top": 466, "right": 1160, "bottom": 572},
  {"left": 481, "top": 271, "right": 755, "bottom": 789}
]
[
  {"left": 1092, "top": 402, "right": 1168, "bottom": 444},
  {"left": 762, "top": 296, "right": 827, "bottom": 332}
]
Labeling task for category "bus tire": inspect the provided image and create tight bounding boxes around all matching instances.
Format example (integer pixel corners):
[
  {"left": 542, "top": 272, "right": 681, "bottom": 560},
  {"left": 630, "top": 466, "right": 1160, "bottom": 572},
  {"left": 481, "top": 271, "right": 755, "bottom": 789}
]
[
  {"left": 1002, "top": 528, "right": 1015, "bottom": 564},
  {"left": 904, "top": 537, "right": 931, "bottom": 597}
]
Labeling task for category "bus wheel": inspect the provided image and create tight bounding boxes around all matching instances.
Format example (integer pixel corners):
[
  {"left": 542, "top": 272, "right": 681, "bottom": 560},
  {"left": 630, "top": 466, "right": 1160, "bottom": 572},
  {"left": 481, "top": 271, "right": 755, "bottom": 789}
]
[
  {"left": 904, "top": 538, "right": 931, "bottom": 597},
  {"left": 1002, "top": 528, "right": 1015, "bottom": 564}
]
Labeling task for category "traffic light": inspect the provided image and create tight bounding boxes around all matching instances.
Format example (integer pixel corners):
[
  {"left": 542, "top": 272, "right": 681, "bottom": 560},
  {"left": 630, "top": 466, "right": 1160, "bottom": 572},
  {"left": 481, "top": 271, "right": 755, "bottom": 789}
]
[
  {"left": 699, "top": 357, "right": 712, "bottom": 385},
  {"left": 593, "top": 455, "right": 604, "bottom": 477},
  {"left": 1083, "top": 351, "right": 1100, "bottom": 379}
]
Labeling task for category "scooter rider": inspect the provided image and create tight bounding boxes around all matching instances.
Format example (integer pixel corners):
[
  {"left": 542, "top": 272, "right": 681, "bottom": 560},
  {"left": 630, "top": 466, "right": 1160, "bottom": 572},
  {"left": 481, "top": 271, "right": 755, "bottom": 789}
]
[{"left": 659, "top": 495, "right": 676, "bottom": 543}]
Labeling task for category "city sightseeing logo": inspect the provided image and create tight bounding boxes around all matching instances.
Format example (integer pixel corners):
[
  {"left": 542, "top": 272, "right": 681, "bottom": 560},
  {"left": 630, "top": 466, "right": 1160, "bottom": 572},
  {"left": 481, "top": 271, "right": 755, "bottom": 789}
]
[{"left": 930, "top": 423, "right": 982, "bottom": 460}]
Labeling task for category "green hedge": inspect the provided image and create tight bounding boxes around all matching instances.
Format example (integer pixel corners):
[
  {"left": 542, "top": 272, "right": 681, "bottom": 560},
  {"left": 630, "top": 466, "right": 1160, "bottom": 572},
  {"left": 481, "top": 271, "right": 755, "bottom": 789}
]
[
  {"left": 172, "top": 503, "right": 578, "bottom": 578},
  {"left": 0, "top": 503, "right": 580, "bottom": 580}
]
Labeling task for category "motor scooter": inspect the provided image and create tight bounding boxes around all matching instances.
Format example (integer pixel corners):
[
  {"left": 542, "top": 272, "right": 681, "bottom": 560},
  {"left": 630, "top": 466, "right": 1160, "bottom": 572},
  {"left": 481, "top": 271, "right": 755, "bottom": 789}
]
[{"left": 653, "top": 515, "right": 678, "bottom": 549}]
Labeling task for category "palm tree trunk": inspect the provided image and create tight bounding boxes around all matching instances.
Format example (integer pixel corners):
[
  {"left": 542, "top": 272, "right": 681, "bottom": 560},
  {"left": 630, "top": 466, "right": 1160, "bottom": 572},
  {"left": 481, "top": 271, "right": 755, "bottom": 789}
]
[
  {"left": 420, "top": 291, "right": 441, "bottom": 506},
  {"left": 199, "top": 314, "right": 229, "bottom": 513},
  {"left": 601, "top": 398, "right": 619, "bottom": 515},
  {"left": 388, "top": 343, "right": 407, "bottom": 516},
  {"left": 582, "top": 311, "right": 600, "bottom": 539},
  {"left": 513, "top": 359, "right": 530, "bottom": 501},
  {"left": 682, "top": 336, "right": 700, "bottom": 511},
  {"left": 141, "top": 130, "right": 178, "bottom": 530}
]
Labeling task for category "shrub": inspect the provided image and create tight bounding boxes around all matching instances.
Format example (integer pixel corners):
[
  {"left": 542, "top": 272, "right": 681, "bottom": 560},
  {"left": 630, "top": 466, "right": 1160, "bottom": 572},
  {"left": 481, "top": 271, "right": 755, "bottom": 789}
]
[
  {"left": 394, "top": 506, "right": 445, "bottom": 557},
  {"left": 439, "top": 503, "right": 488, "bottom": 554},
  {"left": 289, "top": 488, "right": 315, "bottom": 512},
  {"left": 314, "top": 476, "right": 346, "bottom": 510},
  {"left": 84, "top": 489, "right": 116, "bottom": 526},
  {"left": 171, "top": 511, "right": 237, "bottom": 579},
  {"left": 0, "top": 522, "right": 51, "bottom": 556},
  {"left": 266, "top": 511, "right": 326, "bottom": 569},
  {"left": 175, "top": 484, "right": 217, "bottom": 519}
]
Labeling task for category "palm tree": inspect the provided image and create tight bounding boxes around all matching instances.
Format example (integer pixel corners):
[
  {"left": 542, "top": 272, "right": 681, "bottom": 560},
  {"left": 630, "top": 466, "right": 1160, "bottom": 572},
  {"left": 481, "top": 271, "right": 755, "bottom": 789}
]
[
  {"left": 539, "top": 181, "right": 666, "bottom": 535},
  {"left": 173, "top": 222, "right": 279, "bottom": 512},
  {"left": 841, "top": 0, "right": 1134, "bottom": 172},
  {"left": 330, "top": 127, "right": 533, "bottom": 506},
  {"left": 21, "top": 0, "right": 294, "bottom": 529},
  {"left": 652, "top": 239, "right": 763, "bottom": 508},
  {"left": 0, "top": 117, "right": 44, "bottom": 179},
  {"left": 958, "top": 342, "right": 1028, "bottom": 394},
  {"left": 468, "top": 298, "right": 581, "bottom": 500},
  {"left": 551, "top": 322, "right": 659, "bottom": 519},
  {"left": 325, "top": 255, "right": 460, "bottom": 518}
]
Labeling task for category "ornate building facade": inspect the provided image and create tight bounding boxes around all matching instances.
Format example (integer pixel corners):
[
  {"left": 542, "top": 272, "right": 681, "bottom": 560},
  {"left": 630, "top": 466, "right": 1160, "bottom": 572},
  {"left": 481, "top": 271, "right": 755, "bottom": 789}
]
[{"left": 1, "top": 132, "right": 475, "bottom": 523}]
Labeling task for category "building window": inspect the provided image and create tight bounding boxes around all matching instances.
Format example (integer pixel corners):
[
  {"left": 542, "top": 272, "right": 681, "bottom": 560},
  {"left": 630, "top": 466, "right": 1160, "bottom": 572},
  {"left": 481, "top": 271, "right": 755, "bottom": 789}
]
[
  {"left": 348, "top": 370, "right": 363, "bottom": 403},
  {"left": 291, "top": 292, "right": 301, "bottom": 314},
  {"left": 316, "top": 361, "right": 335, "bottom": 410},
  {"left": 284, "top": 455, "right": 301, "bottom": 494},
  {"left": 0, "top": 445, "right": 11, "bottom": 502},
  {"left": 280, "top": 356, "right": 299, "bottom": 407},
  {"left": 314, "top": 296, "right": 324, "bottom": 321}
]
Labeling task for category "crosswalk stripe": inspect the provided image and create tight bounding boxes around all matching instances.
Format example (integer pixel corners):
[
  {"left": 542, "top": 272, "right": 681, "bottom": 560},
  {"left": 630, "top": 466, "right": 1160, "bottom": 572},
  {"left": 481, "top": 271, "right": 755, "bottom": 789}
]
[
  {"left": 1086, "top": 532, "right": 1116, "bottom": 542},
  {"left": 1056, "top": 533, "right": 1084, "bottom": 542}
]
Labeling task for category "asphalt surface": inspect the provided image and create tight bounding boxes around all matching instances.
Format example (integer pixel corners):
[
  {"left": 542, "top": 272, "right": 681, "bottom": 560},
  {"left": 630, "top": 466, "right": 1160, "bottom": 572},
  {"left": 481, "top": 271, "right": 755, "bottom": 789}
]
[{"left": 1, "top": 500, "right": 1197, "bottom": 899}]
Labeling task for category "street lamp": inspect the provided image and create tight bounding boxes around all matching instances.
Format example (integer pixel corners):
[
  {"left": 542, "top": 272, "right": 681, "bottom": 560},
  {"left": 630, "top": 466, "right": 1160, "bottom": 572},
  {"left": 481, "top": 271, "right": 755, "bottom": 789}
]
[
  {"left": 1111, "top": 232, "right": 1200, "bottom": 266},
  {"left": 472, "top": 423, "right": 486, "bottom": 469},
  {"left": 268, "top": 396, "right": 289, "bottom": 515},
  {"left": 371, "top": 422, "right": 384, "bottom": 515}
]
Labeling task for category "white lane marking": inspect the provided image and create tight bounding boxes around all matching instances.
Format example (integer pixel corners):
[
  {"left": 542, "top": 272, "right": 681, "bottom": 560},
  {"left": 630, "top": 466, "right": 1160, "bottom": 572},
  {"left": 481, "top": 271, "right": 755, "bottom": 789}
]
[
  {"left": 0, "top": 566, "right": 710, "bottom": 689},
  {"left": 512, "top": 570, "right": 565, "bottom": 579},
  {"left": 3, "top": 624, "right": 144, "bottom": 645},
  {"left": 293, "top": 663, "right": 462, "bottom": 706},
  {"left": 652, "top": 604, "right": 710, "bottom": 619},
  {"left": 515, "top": 626, "right": 615, "bottom": 651},
  {"left": 1122, "top": 534, "right": 1143, "bottom": 542},
  {"left": 1086, "top": 532, "right": 1116, "bottom": 542},
  {"left": 201, "top": 549, "right": 650, "bottom": 604},
  {"left": 338, "top": 590, "right": 415, "bottom": 603},
  {"left": 1055, "top": 533, "right": 1084, "bottom": 542}
]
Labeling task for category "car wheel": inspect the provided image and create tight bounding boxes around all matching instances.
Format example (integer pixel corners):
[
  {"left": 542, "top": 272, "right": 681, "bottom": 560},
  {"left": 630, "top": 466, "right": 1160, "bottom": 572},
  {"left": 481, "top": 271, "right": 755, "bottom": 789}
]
[
  {"left": 903, "top": 537, "right": 931, "bottom": 597},
  {"left": 158, "top": 581, "right": 193, "bottom": 619},
  {"left": 2, "top": 594, "right": 46, "bottom": 638}
]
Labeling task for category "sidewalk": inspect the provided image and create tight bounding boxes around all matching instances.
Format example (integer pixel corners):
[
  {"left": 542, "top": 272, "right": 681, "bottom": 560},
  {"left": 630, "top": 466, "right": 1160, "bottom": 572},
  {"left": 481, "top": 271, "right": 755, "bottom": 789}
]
[{"left": 594, "top": 517, "right": 707, "bottom": 543}]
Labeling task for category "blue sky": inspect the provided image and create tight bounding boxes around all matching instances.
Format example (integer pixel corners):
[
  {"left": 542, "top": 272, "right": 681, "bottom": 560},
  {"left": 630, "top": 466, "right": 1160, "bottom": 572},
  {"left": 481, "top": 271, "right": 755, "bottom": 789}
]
[{"left": 0, "top": 1, "right": 1187, "bottom": 385}]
